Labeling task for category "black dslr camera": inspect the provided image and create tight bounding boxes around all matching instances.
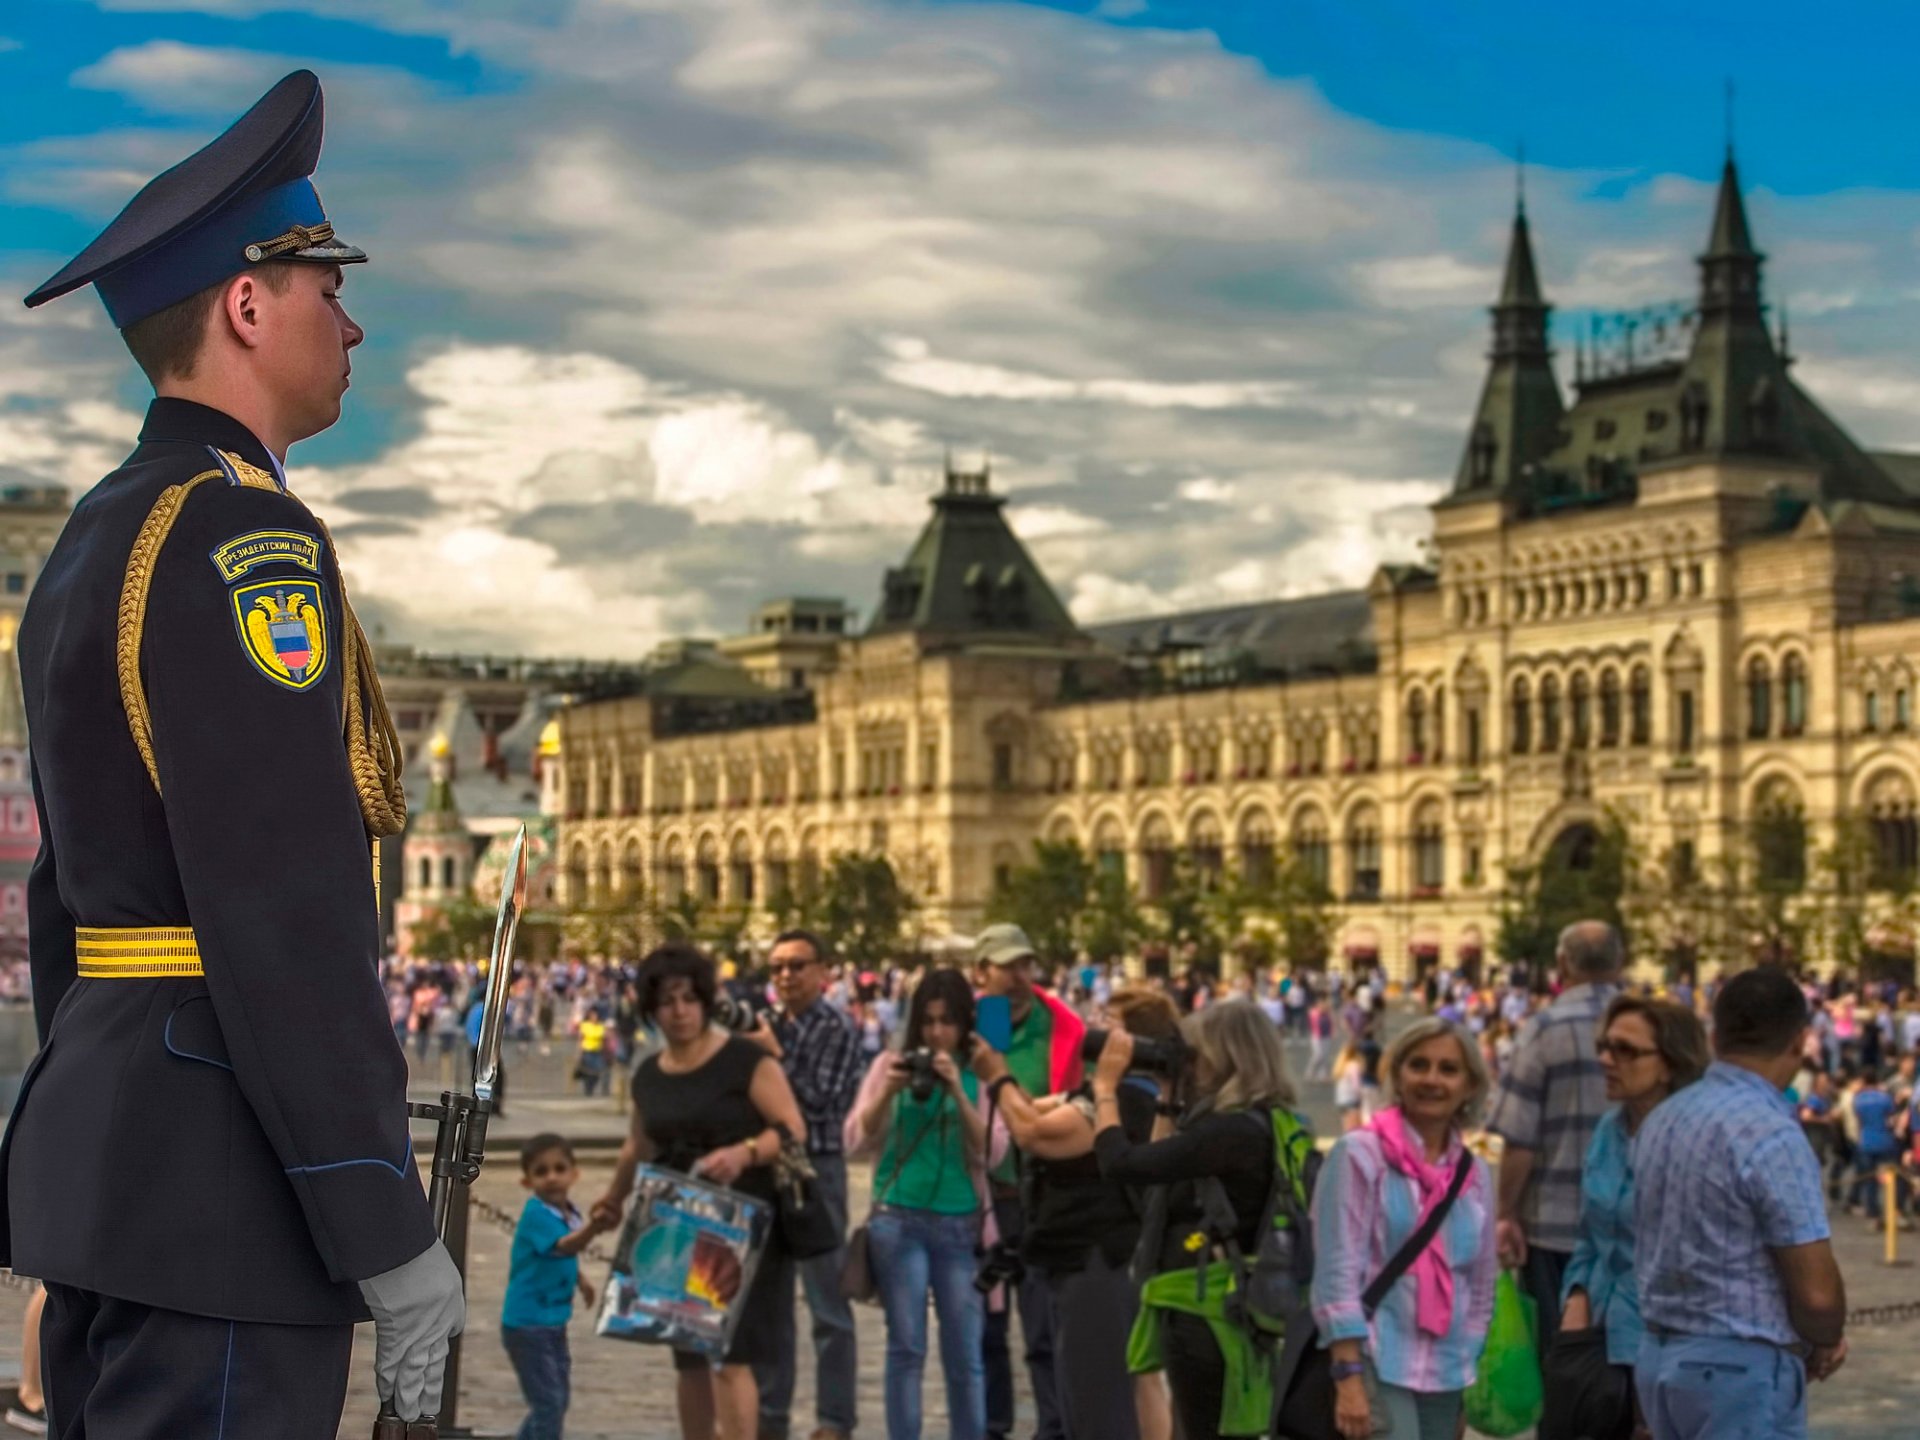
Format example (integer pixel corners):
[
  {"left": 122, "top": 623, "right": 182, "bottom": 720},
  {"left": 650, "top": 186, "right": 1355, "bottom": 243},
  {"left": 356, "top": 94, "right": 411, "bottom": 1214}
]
[
  {"left": 1081, "top": 1028, "right": 1188, "bottom": 1076},
  {"left": 973, "top": 1239, "right": 1026, "bottom": 1296},
  {"left": 901, "top": 1046, "right": 939, "bottom": 1102},
  {"left": 713, "top": 993, "right": 763, "bottom": 1034}
]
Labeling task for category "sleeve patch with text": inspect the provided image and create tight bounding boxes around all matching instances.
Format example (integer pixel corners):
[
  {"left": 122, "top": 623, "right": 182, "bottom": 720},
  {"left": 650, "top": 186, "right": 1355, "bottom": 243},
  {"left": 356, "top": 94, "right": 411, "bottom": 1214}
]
[{"left": 209, "top": 529, "right": 322, "bottom": 584}]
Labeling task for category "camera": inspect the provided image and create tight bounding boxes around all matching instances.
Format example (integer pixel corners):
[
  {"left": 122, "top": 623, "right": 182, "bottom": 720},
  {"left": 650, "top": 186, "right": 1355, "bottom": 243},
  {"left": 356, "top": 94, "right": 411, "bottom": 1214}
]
[
  {"left": 902, "top": 1046, "right": 939, "bottom": 1102},
  {"left": 1081, "top": 1028, "right": 1188, "bottom": 1076},
  {"left": 713, "top": 993, "right": 762, "bottom": 1034},
  {"left": 973, "top": 1239, "right": 1026, "bottom": 1296}
]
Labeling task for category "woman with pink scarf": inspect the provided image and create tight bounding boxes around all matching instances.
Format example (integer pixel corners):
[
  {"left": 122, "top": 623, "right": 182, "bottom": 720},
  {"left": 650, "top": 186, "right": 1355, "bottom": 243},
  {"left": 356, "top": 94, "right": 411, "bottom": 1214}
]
[{"left": 1309, "top": 1017, "right": 1499, "bottom": 1440}]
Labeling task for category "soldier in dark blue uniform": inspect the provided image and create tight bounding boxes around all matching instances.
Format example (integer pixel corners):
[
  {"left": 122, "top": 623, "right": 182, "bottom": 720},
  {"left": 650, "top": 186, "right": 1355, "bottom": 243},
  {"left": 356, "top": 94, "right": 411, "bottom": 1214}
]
[{"left": 2, "top": 71, "right": 465, "bottom": 1437}]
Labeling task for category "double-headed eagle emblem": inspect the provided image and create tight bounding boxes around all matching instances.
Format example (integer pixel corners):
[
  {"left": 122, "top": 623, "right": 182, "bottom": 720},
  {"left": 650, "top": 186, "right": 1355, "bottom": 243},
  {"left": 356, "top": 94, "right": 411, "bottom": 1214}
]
[{"left": 231, "top": 579, "right": 329, "bottom": 690}]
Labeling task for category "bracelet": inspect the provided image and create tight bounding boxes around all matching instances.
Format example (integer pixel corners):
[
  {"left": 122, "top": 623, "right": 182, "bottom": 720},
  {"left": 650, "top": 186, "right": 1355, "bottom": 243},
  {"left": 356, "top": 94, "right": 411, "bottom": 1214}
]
[
  {"left": 987, "top": 1075, "right": 1019, "bottom": 1103},
  {"left": 742, "top": 1135, "right": 759, "bottom": 1164},
  {"left": 1330, "top": 1359, "right": 1367, "bottom": 1382}
]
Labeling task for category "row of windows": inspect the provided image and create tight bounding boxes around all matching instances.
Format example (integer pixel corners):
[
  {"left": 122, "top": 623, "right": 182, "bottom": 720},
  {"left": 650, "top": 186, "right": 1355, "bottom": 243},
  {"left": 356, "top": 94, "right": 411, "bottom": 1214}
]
[
  {"left": 1455, "top": 562, "right": 1706, "bottom": 628},
  {"left": 1509, "top": 669, "right": 1653, "bottom": 753}
]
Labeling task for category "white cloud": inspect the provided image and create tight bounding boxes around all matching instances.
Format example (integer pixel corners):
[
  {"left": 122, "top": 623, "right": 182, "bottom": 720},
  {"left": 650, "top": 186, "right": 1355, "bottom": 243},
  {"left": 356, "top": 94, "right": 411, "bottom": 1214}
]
[{"left": 12, "top": 0, "right": 1920, "bottom": 658}]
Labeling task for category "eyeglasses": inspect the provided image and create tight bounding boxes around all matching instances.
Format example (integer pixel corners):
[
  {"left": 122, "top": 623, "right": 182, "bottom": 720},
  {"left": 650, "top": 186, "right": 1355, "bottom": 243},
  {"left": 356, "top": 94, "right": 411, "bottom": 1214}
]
[
  {"left": 767, "top": 961, "right": 816, "bottom": 977},
  {"left": 1595, "top": 1038, "right": 1659, "bottom": 1063}
]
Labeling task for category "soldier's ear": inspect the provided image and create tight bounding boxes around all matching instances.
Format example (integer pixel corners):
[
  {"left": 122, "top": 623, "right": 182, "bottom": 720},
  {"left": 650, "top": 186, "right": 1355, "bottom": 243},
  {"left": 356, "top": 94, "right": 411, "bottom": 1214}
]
[{"left": 221, "top": 273, "right": 266, "bottom": 350}]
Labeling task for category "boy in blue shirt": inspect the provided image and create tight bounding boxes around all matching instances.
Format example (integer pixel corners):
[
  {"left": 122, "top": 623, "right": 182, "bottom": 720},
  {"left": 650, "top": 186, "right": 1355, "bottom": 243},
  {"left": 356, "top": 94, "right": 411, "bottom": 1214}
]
[{"left": 502, "top": 1133, "right": 612, "bottom": 1440}]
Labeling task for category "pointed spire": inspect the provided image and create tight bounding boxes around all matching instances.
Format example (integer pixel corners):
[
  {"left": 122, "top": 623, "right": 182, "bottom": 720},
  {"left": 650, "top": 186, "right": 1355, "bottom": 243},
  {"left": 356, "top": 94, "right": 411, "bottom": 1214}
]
[
  {"left": 1705, "top": 151, "right": 1758, "bottom": 260},
  {"left": 1498, "top": 205, "right": 1546, "bottom": 309}
]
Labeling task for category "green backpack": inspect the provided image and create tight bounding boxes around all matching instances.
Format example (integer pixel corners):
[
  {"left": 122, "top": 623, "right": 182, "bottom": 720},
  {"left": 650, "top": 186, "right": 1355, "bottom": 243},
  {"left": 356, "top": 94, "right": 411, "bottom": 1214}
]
[{"left": 1206, "top": 1108, "right": 1321, "bottom": 1339}]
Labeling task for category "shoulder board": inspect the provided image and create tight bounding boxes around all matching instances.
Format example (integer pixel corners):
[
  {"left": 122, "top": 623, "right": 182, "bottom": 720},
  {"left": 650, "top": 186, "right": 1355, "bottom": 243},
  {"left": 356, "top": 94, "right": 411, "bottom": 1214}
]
[{"left": 206, "top": 446, "right": 286, "bottom": 493}]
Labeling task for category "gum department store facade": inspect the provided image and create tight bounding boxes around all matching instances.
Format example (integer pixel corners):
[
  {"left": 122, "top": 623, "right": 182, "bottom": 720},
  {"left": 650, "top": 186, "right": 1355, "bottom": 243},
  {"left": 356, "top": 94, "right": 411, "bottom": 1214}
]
[{"left": 548, "top": 159, "right": 1920, "bottom": 979}]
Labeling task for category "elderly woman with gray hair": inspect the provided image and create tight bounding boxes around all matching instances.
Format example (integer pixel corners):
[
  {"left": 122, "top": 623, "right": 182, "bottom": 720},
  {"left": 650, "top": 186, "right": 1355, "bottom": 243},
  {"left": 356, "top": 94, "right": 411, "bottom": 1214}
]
[{"left": 1309, "top": 1017, "right": 1499, "bottom": 1440}]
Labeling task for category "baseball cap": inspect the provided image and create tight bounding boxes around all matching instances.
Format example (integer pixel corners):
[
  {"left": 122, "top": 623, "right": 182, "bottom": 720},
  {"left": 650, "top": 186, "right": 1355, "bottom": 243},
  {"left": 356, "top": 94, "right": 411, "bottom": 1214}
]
[{"left": 974, "top": 923, "right": 1037, "bottom": 967}]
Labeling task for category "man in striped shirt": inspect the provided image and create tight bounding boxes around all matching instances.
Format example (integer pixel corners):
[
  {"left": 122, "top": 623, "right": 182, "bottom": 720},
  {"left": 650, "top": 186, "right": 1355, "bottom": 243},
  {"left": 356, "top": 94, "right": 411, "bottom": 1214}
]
[
  {"left": 1485, "top": 920, "right": 1622, "bottom": 1351},
  {"left": 1633, "top": 967, "right": 1846, "bottom": 1439}
]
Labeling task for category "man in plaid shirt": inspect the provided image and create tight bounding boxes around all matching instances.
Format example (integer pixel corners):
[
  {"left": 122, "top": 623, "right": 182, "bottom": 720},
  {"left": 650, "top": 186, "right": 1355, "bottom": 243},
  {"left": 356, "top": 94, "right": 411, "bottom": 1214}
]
[
  {"left": 1486, "top": 920, "right": 1623, "bottom": 1352},
  {"left": 749, "top": 929, "right": 863, "bottom": 1440}
]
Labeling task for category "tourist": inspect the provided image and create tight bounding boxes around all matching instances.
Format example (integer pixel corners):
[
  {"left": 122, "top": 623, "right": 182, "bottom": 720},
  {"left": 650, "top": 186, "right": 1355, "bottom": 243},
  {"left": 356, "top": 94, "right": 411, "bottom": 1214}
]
[
  {"left": 595, "top": 945, "right": 807, "bottom": 1440},
  {"left": 1307, "top": 994, "right": 1335, "bottom": 1080},
  {"left": 1633, "top": 967, "right": 1847, "bottom": 1440},
  {"left": 976, "top": 984, "right": 1181, "bottom": 1440},
  {"left": 501, "top": 1133, "right": 613, "bottom": 1440},
  {"left": 1488, "top": 920, "right": 1624, "bottom": 1352},
  {"left": 845, "top": 969, "right": 990, "bottom": 1440},
  {"left": 1096, "top": 1000, "right": 1309, "bottom": 1440},
  {"left": 973, "top": 924, "right": 1087, "bottom": 1440},
  {"left": 1333, "top": 1036, "right": 1366, "bottom": 1131},
  {"left": 1310, "top": 1018, "right": 1498, "bottom": 1440},
  {"left": 1848, "top": 1066, "right": 1899, "bottom": 1222},
  {"left": 1542, "top": 998, "right": 1707, "bottom": 1440},
  {"left": 574, "top": 1009, "right": 609, "bottom": 1097},
  {"left": 751, "top": 930, "right": 864, "bottom": 1440}
]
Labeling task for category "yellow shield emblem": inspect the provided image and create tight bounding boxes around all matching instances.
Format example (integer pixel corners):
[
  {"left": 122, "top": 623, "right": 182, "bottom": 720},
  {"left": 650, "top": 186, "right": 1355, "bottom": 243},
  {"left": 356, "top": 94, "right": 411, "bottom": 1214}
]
[{"left": 231, "top": 579, "right": 329, "bottom": 690}]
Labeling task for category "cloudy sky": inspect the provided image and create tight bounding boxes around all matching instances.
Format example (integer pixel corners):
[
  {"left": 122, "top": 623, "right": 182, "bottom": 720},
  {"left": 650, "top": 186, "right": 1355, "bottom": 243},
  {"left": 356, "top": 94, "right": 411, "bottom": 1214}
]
[{"left": 4, "top": 1, "right": 1920, "bottom": 658}]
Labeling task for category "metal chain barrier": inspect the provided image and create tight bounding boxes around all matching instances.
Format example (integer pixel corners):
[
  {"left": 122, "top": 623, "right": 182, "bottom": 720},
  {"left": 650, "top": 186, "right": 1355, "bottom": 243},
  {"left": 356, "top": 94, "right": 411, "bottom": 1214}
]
[{"left": 470, "top": 1195, "right": 621, "bottom": 1268}]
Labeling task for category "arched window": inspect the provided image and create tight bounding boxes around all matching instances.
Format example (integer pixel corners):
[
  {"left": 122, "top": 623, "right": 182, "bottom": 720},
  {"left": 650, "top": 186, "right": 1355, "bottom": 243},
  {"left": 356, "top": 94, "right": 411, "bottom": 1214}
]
[
  {"left": 1570, "top": 672, "right": 1593, "bottom": 749},
  {"left": 1867, "top": 774, "right": 1920, "bottom": 890},
  {"left": 442, "top": 856, "right": 459, "bottom": 892},
  {"left": 1345, "top": 806, "right": 1381, "bottom": 902},
  {"left": 1141, "top": 815, "right": 1175, "bottom": 900},
  {"left": 1239, "top": 810, "right": 1276, "bottom": 891},
  {"left": 1509, "top": 678, "right": 1532, "bottom": 755},
  {"left": 729, "top": 836, "right": 755, "bottom": 905},
  {"left": 1291, "top": 809, "right": 1330, "bottom": 893},
  {"left": 1751, "top": 781, "right": 1807, "bottom": 892},
  {"left": 622, "top": 839, "right": 644, "bottom": 897},
  {"left": 1405, "top": 690, "right": 1427, "bottom": 762},
  {"left": 1432, "top": 686, "right": 1446, "bottom": 761},
  {"left": 1189, "top": 812, "right": 1225, "bottom": 887},
  {"left": 567, "top": 843, "right": 588, "bottom": 903},
  {"left": 1746, "top": 657, "right": 1773, "bottom": 739},
  {"left": 418, "top": 856, "right": 434, "bottom": 892},
  {"left": 1781, "top": 654, "right": 1808, "bottom": 737},
  {"left": 1412, "top": 801, "right": 1445, "bottom": 893},
  {"left": 1899, "top": 687, "right": 1914, "bottom": 733},
  {"left": 1629, "top": 666, "right": 1652, "bottom": 746},
  {"left": 1598, "top": 670, "right": 1622, "bottom": 747},
  {"left": 1095, "top": 817, "right": 1127, "bottom": 880},
  {"left": 1865, "top": 689, "right": 1881, "bottom": 734},
  {"left": 1539, "top": 675, "right": 1563, "bottom": 752}
]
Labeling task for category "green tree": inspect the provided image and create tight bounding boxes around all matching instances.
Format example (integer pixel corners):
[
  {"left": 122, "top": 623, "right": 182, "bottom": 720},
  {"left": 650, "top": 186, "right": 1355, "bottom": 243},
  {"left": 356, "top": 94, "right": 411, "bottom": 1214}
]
[
  {"left": 987, "top": 840, "right": 1099, "bottom": 966},
  {"left": 817, "top": 853, "right": 916, "bottom": 972},
  {"left": 563, "top": 900, "right": 648, "bottom": 960},
  {"left": 1268, "top": 851, "right": 1336, "bottom": 971},
  {"left": 1496, "top": 815, "right": 1632, "bottom": 984},
  {"left": 1078, "top": 863, "right": 1145, "bottom": 963},
  {"left": 410, "top": 898, "right": 496, "bottom": 963}
]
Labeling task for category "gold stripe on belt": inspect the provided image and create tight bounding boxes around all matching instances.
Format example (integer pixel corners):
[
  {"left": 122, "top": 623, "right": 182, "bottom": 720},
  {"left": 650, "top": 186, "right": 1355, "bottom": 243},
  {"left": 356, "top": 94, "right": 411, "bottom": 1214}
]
[{"left": 76, "top": 926, "right": 204, "bottom": 978}]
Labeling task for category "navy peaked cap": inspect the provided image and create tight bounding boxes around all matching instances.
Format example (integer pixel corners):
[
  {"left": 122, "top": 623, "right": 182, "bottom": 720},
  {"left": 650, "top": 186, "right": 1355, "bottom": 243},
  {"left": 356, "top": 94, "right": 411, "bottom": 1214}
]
[{"left": 23, "top": 69, "right": 365, "bottom": 328}]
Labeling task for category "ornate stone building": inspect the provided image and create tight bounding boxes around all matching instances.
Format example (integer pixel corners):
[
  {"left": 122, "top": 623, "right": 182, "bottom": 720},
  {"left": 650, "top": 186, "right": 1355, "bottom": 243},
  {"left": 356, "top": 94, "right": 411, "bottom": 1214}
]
[{"left": 553, "top": 158, "right": 1920, "bottom": 977}]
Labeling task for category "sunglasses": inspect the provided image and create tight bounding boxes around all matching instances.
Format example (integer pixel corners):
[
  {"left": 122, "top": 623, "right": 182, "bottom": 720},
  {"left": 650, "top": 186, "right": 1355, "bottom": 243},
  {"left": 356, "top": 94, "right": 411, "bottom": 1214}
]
[
  {"left": 1595, "top": 1038, "right": 1659, "bottom": 1063},
  {"left": 768, "top": 961, "right": 817, "bottom": 977}
]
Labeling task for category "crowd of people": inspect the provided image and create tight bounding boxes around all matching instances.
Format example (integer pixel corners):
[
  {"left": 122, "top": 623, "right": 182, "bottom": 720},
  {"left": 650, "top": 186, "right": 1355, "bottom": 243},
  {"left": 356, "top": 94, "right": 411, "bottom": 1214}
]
[{"left": 347, "top": 927, "right": 1920, "bottom": 1440}]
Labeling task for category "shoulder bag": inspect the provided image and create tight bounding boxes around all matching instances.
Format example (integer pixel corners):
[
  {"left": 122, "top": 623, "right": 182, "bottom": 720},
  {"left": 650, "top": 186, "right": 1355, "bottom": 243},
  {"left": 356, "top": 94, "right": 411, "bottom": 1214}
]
[
  {"left": 1269, "top": 1145, "right": 1475, "bottom": 1440},
  {"left": 839, "top": 1095, "right": 948, "bottom": 1303}
]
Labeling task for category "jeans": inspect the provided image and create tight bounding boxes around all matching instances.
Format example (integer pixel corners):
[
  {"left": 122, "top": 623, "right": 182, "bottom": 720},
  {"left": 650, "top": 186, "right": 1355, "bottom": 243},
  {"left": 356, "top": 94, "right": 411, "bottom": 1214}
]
[
  {"left": 1377, "top": 1383, "right": 1462, "bottom": 1440},
  {"left": 501, "top": 1325, "right": 571, "bottom": 1440},
  {"left": 754, "top": 1153, "right": 859, "bottom": 1437},
  {"left": 1636, "top": 1333, "right": 1807, "bottom": 1440},
  {"left": 1852, "top": 1151, "right": 1896, "bottom": 1218},
  {"left": 1045, "top": 1249, "right": 1141, "bottom": 1440},
  {"left": 868, "top": 1206, "right": 986, "bottom": 1440}
]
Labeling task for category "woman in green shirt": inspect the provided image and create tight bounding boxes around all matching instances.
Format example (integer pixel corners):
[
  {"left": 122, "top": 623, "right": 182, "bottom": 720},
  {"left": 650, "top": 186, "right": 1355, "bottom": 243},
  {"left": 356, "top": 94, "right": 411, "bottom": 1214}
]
[{"left": 845, "top": 968, "right": 991, "bottom": 1440}]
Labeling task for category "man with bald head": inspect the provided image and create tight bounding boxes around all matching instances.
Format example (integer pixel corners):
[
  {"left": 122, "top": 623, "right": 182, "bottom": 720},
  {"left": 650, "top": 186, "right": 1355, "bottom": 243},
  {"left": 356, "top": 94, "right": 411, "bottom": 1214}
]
[{"left": 1487, "top": 919, "right": 1625, "bottom": 1351}]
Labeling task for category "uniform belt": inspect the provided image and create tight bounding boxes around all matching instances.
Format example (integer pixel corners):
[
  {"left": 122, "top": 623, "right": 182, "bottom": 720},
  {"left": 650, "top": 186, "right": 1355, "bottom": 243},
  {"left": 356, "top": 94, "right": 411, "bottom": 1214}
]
[{"left": 76, "top": 926, "right": 204, "bottom": 978}]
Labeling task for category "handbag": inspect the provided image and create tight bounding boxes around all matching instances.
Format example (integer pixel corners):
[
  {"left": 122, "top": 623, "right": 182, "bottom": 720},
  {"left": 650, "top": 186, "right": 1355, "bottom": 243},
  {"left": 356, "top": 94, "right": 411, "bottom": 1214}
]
[
  {"left": 840, "top": 1093, "right": 949, "bottom": 1303},
  {"left": 1462, "top": 1271, "right": 1544, "bottom": 1437},
  {"left": 1538, "top": 1323, "right": 1634, "bottom": 1440},
  {"left": 1269, "top": 1146, "right": 1475, "bottom": 1440},
  {"left": 769, "top": 1130, "right": 843, "bottom": 1261}
]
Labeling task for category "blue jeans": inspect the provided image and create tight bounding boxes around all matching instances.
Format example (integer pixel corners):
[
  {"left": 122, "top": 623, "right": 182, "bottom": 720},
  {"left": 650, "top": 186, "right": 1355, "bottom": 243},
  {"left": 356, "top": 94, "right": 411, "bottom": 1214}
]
[
  {"left": 754, "top": 1152, "right": 859, "bottom": 1436},
  {"left": 1636, "top": 1333, "right": 1807, "bottom": 1440},
  {"left": 868, "top": 1206, "right": 986, "bottom": 1440},
  {"left": 501, "top": 1324, "right": 571, "bottom": 1440},
  {"left": 1377, "top": 1383, "right": 1461, "bottom": 1440}
]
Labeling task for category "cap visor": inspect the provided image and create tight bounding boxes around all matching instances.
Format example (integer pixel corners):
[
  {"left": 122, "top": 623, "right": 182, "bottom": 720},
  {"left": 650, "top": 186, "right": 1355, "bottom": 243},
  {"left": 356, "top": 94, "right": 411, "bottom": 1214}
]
[{"left": 289, "top": 237, "right": 366, "bottom": 264}]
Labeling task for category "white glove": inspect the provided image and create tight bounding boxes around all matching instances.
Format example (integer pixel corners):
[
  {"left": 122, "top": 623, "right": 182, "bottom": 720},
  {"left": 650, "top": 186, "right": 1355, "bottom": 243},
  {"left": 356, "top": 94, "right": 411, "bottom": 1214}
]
[{"left": 359, "top": 1240, "right": 466, "bottom": 1420}]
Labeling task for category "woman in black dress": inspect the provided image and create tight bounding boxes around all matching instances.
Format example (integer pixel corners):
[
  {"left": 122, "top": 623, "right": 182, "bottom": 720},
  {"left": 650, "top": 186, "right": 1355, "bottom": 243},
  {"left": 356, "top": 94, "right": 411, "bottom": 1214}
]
[{"left": 592, "top": 944, "right": 804, "bottom": 1440}]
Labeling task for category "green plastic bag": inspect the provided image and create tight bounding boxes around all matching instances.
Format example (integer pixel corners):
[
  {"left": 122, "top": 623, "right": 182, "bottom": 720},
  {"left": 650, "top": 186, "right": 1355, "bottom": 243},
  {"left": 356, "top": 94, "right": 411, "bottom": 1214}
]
[{"left": 1463, "top": 1270, "right": 1544, "bottom": 1437}]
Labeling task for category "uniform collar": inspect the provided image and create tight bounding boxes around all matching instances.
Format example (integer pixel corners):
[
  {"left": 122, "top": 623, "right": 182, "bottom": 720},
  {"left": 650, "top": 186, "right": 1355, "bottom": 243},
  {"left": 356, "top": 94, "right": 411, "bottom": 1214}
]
[{"left": 137, "top": 397, "right": 287, "bottom": 487}]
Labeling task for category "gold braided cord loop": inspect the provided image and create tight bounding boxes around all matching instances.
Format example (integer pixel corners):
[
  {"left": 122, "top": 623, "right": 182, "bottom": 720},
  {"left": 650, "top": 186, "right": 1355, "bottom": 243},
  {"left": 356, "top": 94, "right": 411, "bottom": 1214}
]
[
  {"left": 77, "top": 925, "right": 204, "bottom": 978},
  {"left": 117, "top": 481, "right": 406, "bottom": 841},
  {"left": 242, "top": 221, "right": 336, "bottom": 264},
  {"left": 313, "top": 514, "right": 406, "bottom": 838},
  {"left": 118, "top": 471, "right": 223, "bottom": 792}
]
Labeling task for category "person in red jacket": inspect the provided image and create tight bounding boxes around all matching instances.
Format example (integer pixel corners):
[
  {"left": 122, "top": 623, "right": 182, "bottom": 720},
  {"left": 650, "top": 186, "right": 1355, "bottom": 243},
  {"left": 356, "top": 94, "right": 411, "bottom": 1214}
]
[{"left": 972, "top": 924, "right": 1086, "bottom": 1440}]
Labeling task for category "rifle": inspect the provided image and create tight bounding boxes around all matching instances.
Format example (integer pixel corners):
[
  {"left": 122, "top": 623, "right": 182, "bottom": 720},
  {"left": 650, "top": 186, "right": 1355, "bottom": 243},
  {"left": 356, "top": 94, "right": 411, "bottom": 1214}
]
[{"left": 372, "top": 823, "right": 529, "bottom": 1440}]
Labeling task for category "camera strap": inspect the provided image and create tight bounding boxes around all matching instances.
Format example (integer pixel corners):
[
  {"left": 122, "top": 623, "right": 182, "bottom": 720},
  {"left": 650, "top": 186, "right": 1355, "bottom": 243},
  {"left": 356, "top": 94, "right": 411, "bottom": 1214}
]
[{"left": 876, "top": 1077, "right": 953, "bottom": 1208}]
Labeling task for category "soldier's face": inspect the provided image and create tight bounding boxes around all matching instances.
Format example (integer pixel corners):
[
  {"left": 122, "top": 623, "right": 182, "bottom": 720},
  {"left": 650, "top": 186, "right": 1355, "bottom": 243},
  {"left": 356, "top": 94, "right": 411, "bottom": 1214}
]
[{"left": 261, "top": 264, "right": 363, "bottom": 443}]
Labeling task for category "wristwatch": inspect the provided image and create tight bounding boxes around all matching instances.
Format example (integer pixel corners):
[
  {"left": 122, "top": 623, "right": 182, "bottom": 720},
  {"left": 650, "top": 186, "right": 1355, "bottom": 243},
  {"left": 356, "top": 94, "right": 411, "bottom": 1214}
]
[{"left": 1329, "top": 1359, "right": 1368, "bottom": 1383}]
